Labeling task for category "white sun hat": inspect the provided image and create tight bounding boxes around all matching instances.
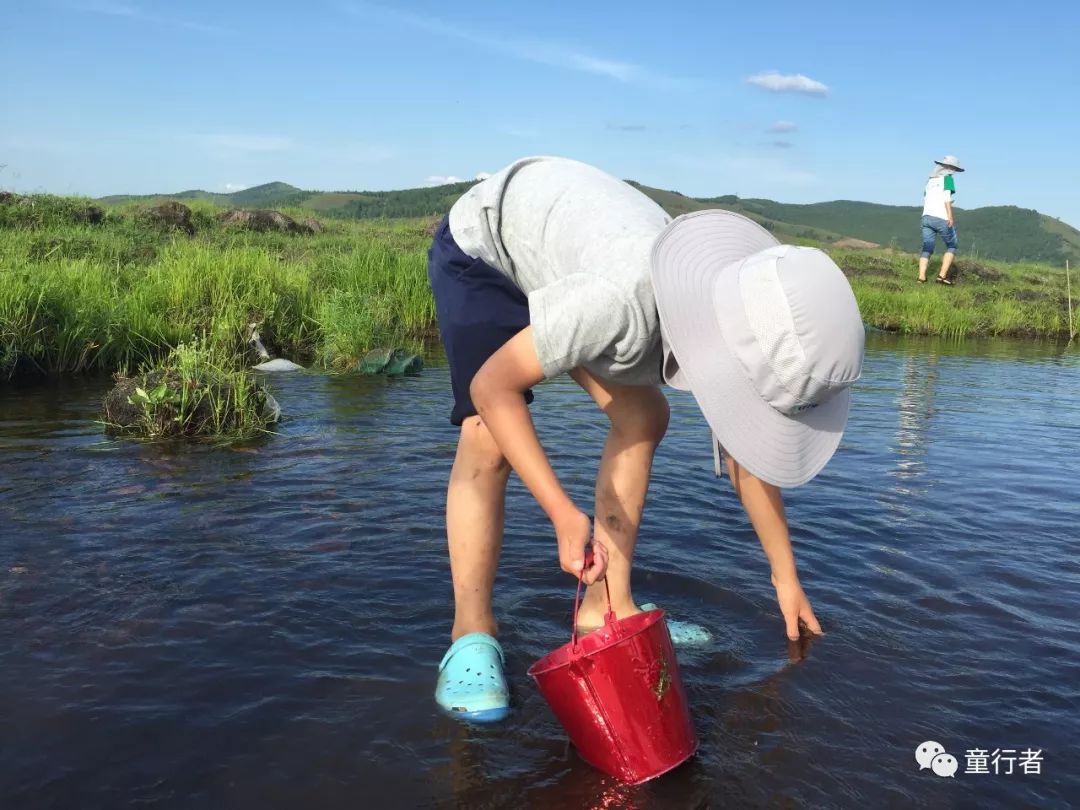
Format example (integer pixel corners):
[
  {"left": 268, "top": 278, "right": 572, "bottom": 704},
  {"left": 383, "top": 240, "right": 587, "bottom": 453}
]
[
  {"left": 651, "top": 210, "right": 865, "bottom": 487},
  {"left": 934, "top": 155, "right": 965, "bottom": 172}
]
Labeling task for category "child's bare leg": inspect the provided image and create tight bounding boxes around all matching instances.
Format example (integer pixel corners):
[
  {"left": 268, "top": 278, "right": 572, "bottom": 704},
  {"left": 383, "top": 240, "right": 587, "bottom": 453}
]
[
  {"left": 939, "top": 251, "right": 955, "bottom": 279},
  {"left": 570, "top": 369, "right": 669, "bottom": 627},
  {"left": 917, "top": 256, "right": 930, "bottom": 281},
  {"left": 447, "top": 415, "right": 511, "bottom": 641}
]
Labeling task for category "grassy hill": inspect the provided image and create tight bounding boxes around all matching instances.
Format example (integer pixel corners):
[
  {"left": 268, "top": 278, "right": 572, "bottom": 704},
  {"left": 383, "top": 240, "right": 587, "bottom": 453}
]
[
  {"left": 703, "top": 198, "right": 1076, "bottom": 265},
  {"left": 98, "top": 180, "right": 1080, "bottom": 266},
  {"left": 99, "top": 181, "right": 310, "bottom": 209},
  {"left": 100, "top": 181, "right": 470, "bottom": 220}
]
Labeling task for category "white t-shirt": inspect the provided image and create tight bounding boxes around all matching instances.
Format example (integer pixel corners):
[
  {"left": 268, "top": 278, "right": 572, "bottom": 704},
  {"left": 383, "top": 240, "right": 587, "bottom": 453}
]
[
  {"left": 923, "top": 174, "right": 956, "bottom": 219},
  {"left": 448, "top": 157, "right": 671, "bottom": 384}
]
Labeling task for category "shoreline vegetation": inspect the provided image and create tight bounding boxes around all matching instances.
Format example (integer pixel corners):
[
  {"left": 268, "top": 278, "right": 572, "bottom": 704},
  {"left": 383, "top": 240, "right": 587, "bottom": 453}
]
[{"left": 1, "top": 193, "right": 1077, "bottom": 382}]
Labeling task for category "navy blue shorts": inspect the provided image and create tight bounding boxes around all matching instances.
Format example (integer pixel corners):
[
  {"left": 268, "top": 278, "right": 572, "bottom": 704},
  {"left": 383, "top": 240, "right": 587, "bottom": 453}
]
[{"left": 427, "top": 216, "right": 534, "bottom": 426}]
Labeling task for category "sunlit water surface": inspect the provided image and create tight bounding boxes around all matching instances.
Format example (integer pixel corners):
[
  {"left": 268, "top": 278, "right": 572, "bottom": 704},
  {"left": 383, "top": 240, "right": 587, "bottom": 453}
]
[{"left": 2, "top": 335, "right": 1078, "bottom": 808}]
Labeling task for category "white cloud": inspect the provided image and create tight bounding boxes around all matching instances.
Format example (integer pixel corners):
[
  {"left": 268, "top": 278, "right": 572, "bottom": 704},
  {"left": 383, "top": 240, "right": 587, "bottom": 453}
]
[
  {"left": 68, "top": 0, "right": 226, "bottom": 35},
  {"left": 224, "top": 183, "right": 248, "bottom": 192},
  {"left": 335, "top": 2, "right": 687, "bottom": 89},
  {"left": 474, "top": 172, "right": 492, "bottom": 181},
  {"left": 424, "top": 175, "right": 464, "bottom": 186},
  {"left": 767, "top": 120, "right": 799, "bottom": 133},
  {"left": 747, "top": 72, "right": 829, "bottom": 96}
]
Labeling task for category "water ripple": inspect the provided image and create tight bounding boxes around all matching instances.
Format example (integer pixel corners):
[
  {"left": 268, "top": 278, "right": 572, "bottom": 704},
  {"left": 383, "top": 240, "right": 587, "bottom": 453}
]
[{"left": 1, "top": 336, "right": 1078, "bottom": 808}]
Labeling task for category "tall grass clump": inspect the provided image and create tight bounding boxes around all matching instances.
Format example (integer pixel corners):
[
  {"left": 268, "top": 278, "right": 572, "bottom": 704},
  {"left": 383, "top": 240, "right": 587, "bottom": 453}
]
[
  {"left": 101, "top": 337, "right": 277, "bottom": 441},
  {"left": 0, "top": 196, "right": 437, "bottom": 378},
  {"left": 315, "top": 241, "right": 434, "bottom": 369}
]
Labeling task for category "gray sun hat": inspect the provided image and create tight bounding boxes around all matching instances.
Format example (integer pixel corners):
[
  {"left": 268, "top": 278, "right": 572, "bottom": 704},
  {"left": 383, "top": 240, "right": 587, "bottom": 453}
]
[
  {"left": 651, "top": 210, "right": 865, "bottom": 488},
  {"left": 934, "top": 155, "right": 965, "bottom": 172}
]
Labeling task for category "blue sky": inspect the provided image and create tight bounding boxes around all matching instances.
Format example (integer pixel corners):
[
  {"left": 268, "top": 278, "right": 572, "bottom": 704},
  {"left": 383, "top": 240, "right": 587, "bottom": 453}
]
[{"left": 4, "top": 1, "right": 1079, "bottom": 226}]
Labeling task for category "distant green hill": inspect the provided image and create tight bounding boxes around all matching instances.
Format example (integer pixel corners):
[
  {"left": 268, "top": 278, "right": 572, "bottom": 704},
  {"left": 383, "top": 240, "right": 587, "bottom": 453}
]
[
  {"left": 699, "top": 197, "right": 1079, "bottom": 265},
  {"left": 99, "top": 180, "right": 1080, "bottom": 265},
  {"left": 99, "top": 181, "right": 310, "bottom": 209}
]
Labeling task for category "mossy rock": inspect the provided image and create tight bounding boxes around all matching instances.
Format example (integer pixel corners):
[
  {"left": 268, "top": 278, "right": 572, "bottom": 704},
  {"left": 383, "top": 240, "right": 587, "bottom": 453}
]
[{"left": 101, "top": 369, "right": 277, "bottom": 439}]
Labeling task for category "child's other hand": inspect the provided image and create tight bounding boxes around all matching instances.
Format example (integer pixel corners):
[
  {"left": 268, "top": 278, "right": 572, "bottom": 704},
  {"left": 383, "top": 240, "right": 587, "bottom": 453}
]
[
  {"left": 772, "top": 574, "right": 823, "bottom": 641},
  {"left": 554, "top": 509, "right": 607, "bottom": 584}
]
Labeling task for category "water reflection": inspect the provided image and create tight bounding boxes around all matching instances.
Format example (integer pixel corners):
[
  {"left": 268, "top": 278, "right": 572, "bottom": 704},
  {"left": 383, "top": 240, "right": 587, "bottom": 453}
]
[{"left": 894, "top": 351, "right": 938, "bottom": 489}]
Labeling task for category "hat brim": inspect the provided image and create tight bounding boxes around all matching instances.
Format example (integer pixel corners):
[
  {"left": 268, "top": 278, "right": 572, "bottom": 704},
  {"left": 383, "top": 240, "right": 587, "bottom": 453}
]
[
  {"left": 651, "top": 210, "right": 851, "bottom": 487},
  {"left": 934, "top": 161, "right": 965, "bottom": 172}
]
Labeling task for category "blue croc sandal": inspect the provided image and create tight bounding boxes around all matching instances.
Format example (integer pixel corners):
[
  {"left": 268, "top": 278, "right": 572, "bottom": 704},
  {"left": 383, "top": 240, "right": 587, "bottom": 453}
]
[
  {"left": 640, "top": 603, "right": 713, "bottom": 647},
  {"left": 435, "top": 633, "right": 510, "bottom": 723}
]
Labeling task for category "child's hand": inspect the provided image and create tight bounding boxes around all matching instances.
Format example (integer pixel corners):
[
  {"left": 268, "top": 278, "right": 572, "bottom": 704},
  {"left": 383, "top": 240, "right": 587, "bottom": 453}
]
[
  {"left": 554, "top": 508, "right": 607, "bottom": 584},
  {"left": 772, "top": 574, "right": 823, "bottom": 641}
]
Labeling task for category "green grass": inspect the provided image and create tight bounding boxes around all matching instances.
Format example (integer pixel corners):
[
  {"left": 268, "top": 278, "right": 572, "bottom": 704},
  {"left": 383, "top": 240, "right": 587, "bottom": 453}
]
[
  {"left": 101, "top": 337, "right": 276, "bottom": 441},
  {"left": 0, "top": 193, "right": 1075, "bottom": 381},
  {"left": 0, "top": 195, "right": 434, "bottom": 378},
  {"left": 96, "top": 177, "right": 1080, "bottom": 266},
  {"left": 835, "top": 249, "right": 1077, "bottom": 339}
]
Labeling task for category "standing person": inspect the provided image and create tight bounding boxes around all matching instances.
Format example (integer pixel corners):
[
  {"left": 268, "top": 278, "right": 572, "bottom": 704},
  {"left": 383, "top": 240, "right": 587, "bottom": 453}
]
[
  {"left": 918, "top": 155, "right": 965, "bottom": 285},
  {"left": 428, "top": 157, "right": 865, "bottom": 722}
]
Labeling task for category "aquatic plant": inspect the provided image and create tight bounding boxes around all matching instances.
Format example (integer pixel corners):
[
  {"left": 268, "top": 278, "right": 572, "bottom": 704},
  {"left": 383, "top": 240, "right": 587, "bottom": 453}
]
[{"left": 101, "top": 337, "right": 277, "bottom": 440}]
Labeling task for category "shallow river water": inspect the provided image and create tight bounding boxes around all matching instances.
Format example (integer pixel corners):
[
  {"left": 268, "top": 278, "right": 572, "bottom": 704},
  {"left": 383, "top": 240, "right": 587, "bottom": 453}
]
[{"left": 1, "top": 335, "right": 1078, "bottom": 809}]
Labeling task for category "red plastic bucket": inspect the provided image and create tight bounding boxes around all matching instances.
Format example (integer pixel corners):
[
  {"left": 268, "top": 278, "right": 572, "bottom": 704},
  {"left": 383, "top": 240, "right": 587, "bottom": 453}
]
[{"left": 528, "top": 569, "right": 698, "bottom": 784}]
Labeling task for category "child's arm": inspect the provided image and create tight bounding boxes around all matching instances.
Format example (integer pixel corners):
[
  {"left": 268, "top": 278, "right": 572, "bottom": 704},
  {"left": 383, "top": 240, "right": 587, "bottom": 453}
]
[
  {"left": 726, "top": 454, "right": 823, "bottom": 640},
  {"left": 471, "top": 327, "right": 608, "bottom": 583}
]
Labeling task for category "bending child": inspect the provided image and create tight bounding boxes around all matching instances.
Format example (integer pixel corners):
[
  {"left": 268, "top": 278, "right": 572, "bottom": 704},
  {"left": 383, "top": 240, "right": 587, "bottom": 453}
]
[{"left": 428, "top": 157, "right": 865, "bottom": 722}]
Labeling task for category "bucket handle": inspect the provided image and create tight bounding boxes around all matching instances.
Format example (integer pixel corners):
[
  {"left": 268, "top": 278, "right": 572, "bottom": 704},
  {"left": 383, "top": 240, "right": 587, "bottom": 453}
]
[{"left": 570, "top": 516, "right": 615, "bottom": 652}]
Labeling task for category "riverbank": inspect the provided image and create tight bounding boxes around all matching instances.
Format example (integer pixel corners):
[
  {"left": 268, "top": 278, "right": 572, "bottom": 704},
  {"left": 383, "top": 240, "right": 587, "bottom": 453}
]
[
  {"left": 1, "top": 194, "right": 1075, "bottom": 378},
  {"left": 0, "top": 195, "right": 434, "bottom": 378},
  {"left": 834, "top": 247, "right": 1076, "bottom": 339}
]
